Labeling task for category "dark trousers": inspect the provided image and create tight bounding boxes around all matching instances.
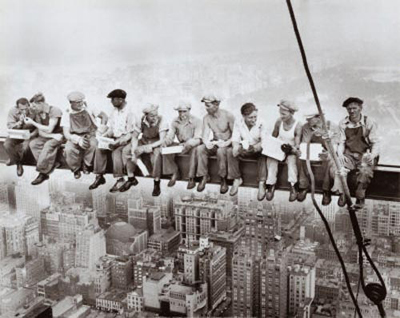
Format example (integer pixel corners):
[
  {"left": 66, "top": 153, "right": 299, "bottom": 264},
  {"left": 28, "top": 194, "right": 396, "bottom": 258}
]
[
  {"left": 163, "top": 144, "right": 198, "bottom": 178},
  {"left": 226, "top": 148, "right": 267, "bottom": 182},
  {"left": 196, "top": 145, "right": 228, "bottom": 178},
  {"left": 29, "top": 137, "right": 63, "bottom": 174},
  {"left": 298, "top": 158, "right": 331, "bottom": 191},
  {"left": 4, "top": 137, "right": 30, "bottom": 164},
  {"left": 64, "top": 136, "right": 97, "bottom": 172},
  {"left": 93, "top": 145, "right": 127, "bottom": 178},
  {"left": 124, "top": 142, "right": 163, "bottom": 179}
]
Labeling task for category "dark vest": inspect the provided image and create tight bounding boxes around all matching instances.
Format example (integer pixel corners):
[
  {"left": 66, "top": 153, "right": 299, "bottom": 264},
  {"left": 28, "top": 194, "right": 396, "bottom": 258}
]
[
  {"left": 345, "top": 116, "right": 370, "bottom": 154},
  {"left": 39, "top": 106, "right": 63, "bottom": 134},
  {"left": 141, "top": 116, "right": 162, "bottom": 144},
  {"left": 70, "top": 110, "right": 97, "bottom": 135}
]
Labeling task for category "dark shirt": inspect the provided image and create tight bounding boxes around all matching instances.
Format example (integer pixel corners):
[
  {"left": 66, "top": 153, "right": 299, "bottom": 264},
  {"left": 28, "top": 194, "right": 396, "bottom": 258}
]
[{"left": 7, "top": 107, "right": 36, "bottom": 130}]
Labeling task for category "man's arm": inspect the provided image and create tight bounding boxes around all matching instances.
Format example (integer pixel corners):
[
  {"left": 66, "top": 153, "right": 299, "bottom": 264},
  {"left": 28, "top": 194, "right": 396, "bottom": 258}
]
[
  {"left": 201, "top": 116, "right": 211, "bottom": 142},
  {"left": 27, "top": 117, "right": 60, "bottom": 134},
  {"left": 147, "top": 118, "right": 169, "bottom": 149},
  {"left": 272, "top": 119, "right": 280, "bottom": 138},
  {"left": 367, "top": 118, "right": 380, "bottom": 157},
  {"left": 231, "top": 120, "right": 241, "bottom": 149},
  {"left": 294, "top": 122, "right": 302, "bottom": 148},
  {"left": 163, "top": 122, "right": 177, "bottom": 146},
  {"left": 7, "top": 109, "right": 23, "bottom": 129},
  {"left": 337, "top": 120, "right": 346, "bottom": 156}
]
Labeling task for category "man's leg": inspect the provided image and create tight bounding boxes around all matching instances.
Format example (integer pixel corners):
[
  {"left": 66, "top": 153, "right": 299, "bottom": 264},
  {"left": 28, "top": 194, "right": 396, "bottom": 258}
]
[
  {"left": 4, "top": 138, "right": 24, "bottom": 165},
  {"left": 217, "top": 146, "right": 229, "bottom": 194},
  {"left": 36, "top": 138, "right": 63, "bottom": 175},
  {"left": 266, "top": 157, "right": 278, "bottom": 201},
  {"left": 333, "top": 154, "right": 357, "bottom": 207},
  {"left": 119, "top": 143, "right": 139, "bottom": 192},
  {"left": 227, "top": 147, "right": 242, "bottom": 196},
  {"left": 297, "top": 159, "right": 310, "bottom": 202},
  {"left": 186, "top": 146, "right": 198, "bottom": 189},
  {"left": 256, "top": 154, "right": 267, "bottom": 201},
  {"left": 287, "top": 154, "right": 298, "bottom": 202},
  {"left": 196, "top": 145, "right": 216, "bottom": 192},
  {"left": 321, "top": 157, "right": 333, "bottom": 205},
  {"left": 89, "top": 147, "right": 109, "bottom": 190},
  {"left": 82, "top": 136, "right": 97, "bottom": 171},
  {"left": 151, "top": 147, "right": 162, "bottom": 196},
  {"left": 29, "top": 137, "right": 47, "bottom": 163},
  {"left": 65, "top": 141, "right": 83, "bottom": 173},
  {"left": 354, "top": 154, "right": 376, "bottom": 208},
  {"left": 108, "top": 145, "right": 127, "bottom": 193}
]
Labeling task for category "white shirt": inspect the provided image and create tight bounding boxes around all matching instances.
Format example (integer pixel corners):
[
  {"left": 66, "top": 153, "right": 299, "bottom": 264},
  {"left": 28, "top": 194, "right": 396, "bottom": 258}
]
[
  {"left": 231, "top": 117, "right": 265, "bottom": 146},
  {"left": 107, "top": 105, "right": 135, "bottom": 138}
]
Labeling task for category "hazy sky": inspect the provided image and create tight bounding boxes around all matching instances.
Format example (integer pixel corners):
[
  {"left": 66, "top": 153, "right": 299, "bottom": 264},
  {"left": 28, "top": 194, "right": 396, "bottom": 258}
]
[{"left": 1, "top": 0, "right": 399, "bottom": 68}]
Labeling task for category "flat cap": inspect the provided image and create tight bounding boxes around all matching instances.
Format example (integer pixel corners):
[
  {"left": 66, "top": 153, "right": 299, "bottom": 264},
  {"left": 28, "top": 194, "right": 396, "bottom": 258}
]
[
  {"left": 342, "top": 97, "right": 363, "bottom": 108},
  {"left": 30, "top": 92, "right": 45, "bottom": 103},
  {"left": 107, "top": 89, "right": 127, "bottom": 99},
  {"left": 67, "top": 91, "right": 85, "bottom": 102},
  {"left": 277, "top": 99, "right": 298, "bottom": 112},
  {"left": 174, "top": 101, "right": 191, "bottom": 111},
  {"left": 143, "top": 103, "right": 159, "bottom": 114},
  {"left": 304, "top": 110, "right": 324, "bottom": 120},
  {"left": 201, "top": 94, "right": 220, "bottom": 103}
]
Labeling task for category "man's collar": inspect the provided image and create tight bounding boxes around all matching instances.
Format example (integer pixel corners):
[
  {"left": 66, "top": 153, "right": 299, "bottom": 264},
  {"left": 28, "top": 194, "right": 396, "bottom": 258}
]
[
  {"left": 68, "top": 106, "right": 86, "bottom": 114},
  {"left": 143, "top": 115, "right": 160, "bottom": 127},
  {"left": 113, "top": 102, "right": 127, "bottom": 112},
  {"left": 176, "top": 114, "right": 193, "bottom": 125},
  {"left": 344, "top": 114, "right": 364, "bottom": 125},
  {"left": 210, "top": 109, "right": 221, "bottom": 118},
  {"left": 240, "top": 117, "right": 260, "bottom": 129}
]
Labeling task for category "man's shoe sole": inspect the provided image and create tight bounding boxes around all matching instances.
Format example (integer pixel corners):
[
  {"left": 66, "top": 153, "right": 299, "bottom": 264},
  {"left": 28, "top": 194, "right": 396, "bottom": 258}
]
[{"left": 31, "top": 175, "right": 49, "bottom": 185}]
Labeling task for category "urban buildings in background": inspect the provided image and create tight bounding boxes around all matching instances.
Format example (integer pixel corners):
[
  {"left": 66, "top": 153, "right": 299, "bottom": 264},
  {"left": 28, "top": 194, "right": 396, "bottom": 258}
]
[{"left": 0, "top": 168, "right": 400, "bottom": 318}]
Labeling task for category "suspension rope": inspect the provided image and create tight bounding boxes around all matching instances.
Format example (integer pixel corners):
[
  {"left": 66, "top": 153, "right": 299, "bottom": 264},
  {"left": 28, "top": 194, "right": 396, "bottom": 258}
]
[{"left": 285, "top": 0, "right": 387, "bottom": 316}]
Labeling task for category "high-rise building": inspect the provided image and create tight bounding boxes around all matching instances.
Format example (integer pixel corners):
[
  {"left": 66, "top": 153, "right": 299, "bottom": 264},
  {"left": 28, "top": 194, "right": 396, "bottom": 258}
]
[
  {"left": 92, "top": 186, "right": 108, "bottom": 218},
  {"left": 75, "top": 225, "right": 106, "bottom": 270},
  {"left": 128, "top": 205, "right": 161, "bottom": 236},
  {"left": 1, "top": 214, "right": 25, "bottom": 256},
  {"left": 198, "top": 241, "right": 227, "bottom": 311},
  {"left": 242, "top": 201, "right": 281, "bottom": 258},
  {"left": 115, "top": 193, "right": 130, "bottom": 222},
  {"left": 209, "top": 226, "right": 243, "bottom": 296},
  {"left": 260, "top": 249, "right": 288, "bottom": 318},
  {"left": 16, "top": 257, "right": 46, "bottom": 288},
  {"left": 15, "top": 179, "right": 50, "bottom": 219},
  {"left": 183, "top": 245, "right": 201, "bottom": 285},
  {"left": 174, "top": 195, "right": 238, "bottom": 245},
  {"left": 24, "top": 216, "right": 39, "bottom": 257},
  {"left": 0, "top": 182, "right": 10, "bottom": 216},
  {"left": 111, "top": 256, "right": 133, "bottom": 291},
  {"left": 288, "top": 263, "right": 316, "bottom": 317},
  {"left": 232, "top": 251, "right": 260, "bottom": 317}
]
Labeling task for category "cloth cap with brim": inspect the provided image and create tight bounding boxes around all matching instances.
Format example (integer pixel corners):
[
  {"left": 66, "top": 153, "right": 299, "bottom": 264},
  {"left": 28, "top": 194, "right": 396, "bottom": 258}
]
[
  {"left": 143, "top": 104, "right": 159, "bottom": 115},
  {"left": 67, "top": 91, "right": 85, "bottom": 102},
  {"left": 304, "top": 110, "right": 324, "bottom": 120},
  {"left": 342, "top": 97, "right": 363, "bottom": 108},
  {"left": 174, "top": 101, "right": 191, "bottom": 111},
  {"left": 107, "top": 89, "right": 127, "bottom": 99},
  {"left": 277, "top": 100, "right": 298, "bottom": 112},
  {"left": 201, "top": 94, "right": 220, "bottom": 103}
]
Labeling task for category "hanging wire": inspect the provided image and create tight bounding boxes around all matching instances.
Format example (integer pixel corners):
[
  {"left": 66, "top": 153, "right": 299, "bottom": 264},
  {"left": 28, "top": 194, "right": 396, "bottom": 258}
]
[{"left": 285, "top": 0, "right": 387, "bottom": 316}]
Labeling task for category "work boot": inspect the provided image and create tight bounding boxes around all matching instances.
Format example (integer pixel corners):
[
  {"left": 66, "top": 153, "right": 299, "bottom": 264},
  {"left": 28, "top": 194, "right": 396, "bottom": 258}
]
[
  {"left": 168, "top": 172, "right": 179, "bottom": 187},
  {"left": 74, "top": 170, "right": 82, "bottom": 179},
  {"left": 289, "top": 184, "right": 298, "bottom": 202},
  {"left": 82, "top": 165, "right": 91, "bottom": 175},
  {"left": 322, "top": 191, "right": 332, "bottom": 206},
  {"left": 16, "top": 164, "right": 24, "bottom": 177},
  {"left": 5, "top": 159, "right": 13, "bottom": 166},
  {"left": 229, "top": 178, "right": 242, "bottom": 196},
  {"left": 187, "top": 178, "right": 196, "bottom": 190},
  {"left": 337, "top": 194, "right": 346, "bottom": 207},
  {"left": 119, "top": 177, "right": 139, "bottom": 192},
  {"left": 355, "top": 185, "right": 366, "bottom": 209},
  {"left": 220, "top": 178, "right": 229, "bottom": 194},
  {"left": 297, "top": 188, "right": 308, "bottom": 202},
  {"left": 197, "top": 176, "right": 208, "bottom": 192},
  {"left": 257, "top": 182, "right": 266, "bottom": 201},
  {"left": 266, "top": 184, "right": 276, "bottom": 201},
  {"left": 354, "top": 198, "right": 365, "bottom": 209},
  {"left": 89, "top": 175, "right": 106, "bottom": 190},
  {"left": 109, "top": 178, "right": 126, "bottom": 193},
  {"left": 152, "top": 180, "right": 161, "bottom": 197},
  {"left": 31, "top": 173, "right": 49, "bottom": 185}
]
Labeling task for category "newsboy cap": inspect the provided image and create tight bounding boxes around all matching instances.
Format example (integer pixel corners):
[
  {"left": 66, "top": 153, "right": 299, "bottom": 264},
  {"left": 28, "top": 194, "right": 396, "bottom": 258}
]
[
  {"left": 304, "top": 110, "right": 324, "bottom": 120},
  {"left": 107, "top": 89, "right": 127, "bottom": 99},
  {"left": 143, "top": 103, "right": 159, "bottom": 115},
  {"left": 67, "top": 91, "right": 85, "bottom": 102},
  {"left": 342, "top": 97, "right": 363, "bottom": 108},
  {"left": 277, "top": 99, "right": 298, "bottom": 113},
  {"left": 201, "top": 94, "right": 220, "bottom": 103},
  {"left": 174, "top": 101, "right": 192, "bottom": 111}
]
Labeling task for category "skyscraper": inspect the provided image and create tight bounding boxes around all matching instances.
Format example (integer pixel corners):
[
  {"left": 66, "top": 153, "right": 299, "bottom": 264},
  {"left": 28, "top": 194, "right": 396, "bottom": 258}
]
[{"left": 75, "top": 225, "right": 106, "bottom": 270}]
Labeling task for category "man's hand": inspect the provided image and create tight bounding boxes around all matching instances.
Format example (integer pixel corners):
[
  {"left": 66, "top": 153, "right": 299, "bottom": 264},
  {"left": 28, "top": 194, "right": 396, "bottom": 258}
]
[
  {"left": 205, "top": 141, "right": 215, "bottom": 150},
  {"left": 134, "top": 146, "right": 145, "bottom": 156},
  {"left": 216, "top": 140, "right": 228, "bottom": 148},
  {"left": 24, "top": 117, "right": 35, "bottom": 125},
  {"left": 142, "top": 145, "right": 153, "bottom": 153},
  {"left": 363, "top": 152, "right": 374, "bottom": 166},
  {"left": 52, "top": 134, "right": 64, "bottom": 142},
  {"left": 108, "top": 141, "right": 118, "bottom": 151},
  {"left": 162, "top": 138, "right": 171, "bottom": 147},
  {"left": 232, "top": 145, "right": 241, "bottom": 157},
  {"left": 319, "top": 149, "right": 329, "bottom": 161},
  {"left": 252, "top": 143, "right": 262, "bottom": 153},
  {"left": 293, "top": 148, "right": 302, "bottom": 157},
  {"left": 78, "top": 137, "right": 90, "bottom": 150}
]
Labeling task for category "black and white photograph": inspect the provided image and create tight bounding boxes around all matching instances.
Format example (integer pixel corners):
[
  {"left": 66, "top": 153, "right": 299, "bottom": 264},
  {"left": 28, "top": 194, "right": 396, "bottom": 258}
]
[{"left": 0, "top": 0, "right": 399, "bottom": 317}]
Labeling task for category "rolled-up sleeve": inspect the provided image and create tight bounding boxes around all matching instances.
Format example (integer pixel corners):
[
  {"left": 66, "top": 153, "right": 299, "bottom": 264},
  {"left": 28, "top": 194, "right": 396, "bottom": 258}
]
[
  {"left": 159, "top": 117, "right": 169, "bottom": 132},
  {"left": 126, "top": 112, "right": 137, "bottom": 133},
  {"left": 193, "top": 117, "right": 203, "bottom": 140},
  {"left": 7, "top": 108, "right": 19, "bottom": 129},
  {"left": 338, "top": 120, "right": 347, "bottom": 148},
  {"left": 231, "top": 121, "right": 241, "bottom": 143}
]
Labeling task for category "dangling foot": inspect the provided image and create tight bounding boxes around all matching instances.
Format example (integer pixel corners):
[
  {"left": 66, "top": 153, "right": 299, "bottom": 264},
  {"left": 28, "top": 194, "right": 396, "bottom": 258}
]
[
  {"left": 168, "top": 172, "right": 179, "bottom": 187},
  {"left": 82, "top": 165, "right": 91, "bottom": 175},
  {"left": 152, "top": 180, "right": 161, "bottom": 197},
  {"left": 297, "top": 188, "right": 308, "bottom": 202},
  {"left": 109, "top": 178, "right": 125, "bottom": 193},
  {"left": 119, "top": 177, "right": 139, "bottom": 192},
  {"left": 354, "top": 198, "right": 365, "bottom": 209},
  {"left": 337, "top": 194, "right": 346, "bottom": 207},
  {"left": 16, "top": 164, "right": 24, "bottom": 177},
  {"left": 229, "top": 178, "right": 242, "bottom": 196},
  {"left": 31, "top": 173, "right": 49, "bottom": 185},
  {"left": 197, "top": 176, "right": 208, "bottom": 192},
  {"left": 257, "top": 182, "right": 266, "bottom": 201},
  {"left": 289, "top": 184, "right": 298, "bottom": 202},
  {"left": 187, "top": 178, "right": 196, "bottom": 190},
  {"left": 89, "top": 175, "right": 106, "bottom": 190},
  {"left": 321, "top": 191, "right": 332, "bottom": 206},
  {"left": 266, "top": 184, "right": 276, "bottom": 201},
  {"left": 74, "top": 170, "right": 82, "bottom": 179},
  {"left": 220, "top": 178, "right": 229, "bottom": 194}
]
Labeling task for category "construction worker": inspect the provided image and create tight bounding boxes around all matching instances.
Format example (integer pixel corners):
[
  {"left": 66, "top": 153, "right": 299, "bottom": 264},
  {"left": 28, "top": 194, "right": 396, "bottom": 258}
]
[
  {"left": 121, "top": 104, "right": 168, "bottom": 196},
  {"left": 296, "top": 111, "right": 339, "bottom": 205},
  {"left": 265, "top": 100, "right": 302, "bottom": 201},
  {"left": 61, "top": 92, "right": 105, "bottom": 179},
  {"left": 333, "top": 97, "right": 380, "bottom": 208},
  {"left": 24, "top": 93, "right": 64, "bottom": 185},
  {"left": 162, "top": 101, "right": 202, "bottom": 189},
  {"left": 196, "top": 94, "right": 235, "bottom": 194},
  {"left": 4, "top": 97, "right": 38, "bottom": 177},
  {"left": 89, "top": 89, "right": 135, "bottom": 192},
  {"left": 227, "top": 103, "right": 267, "bottom": 198}
]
